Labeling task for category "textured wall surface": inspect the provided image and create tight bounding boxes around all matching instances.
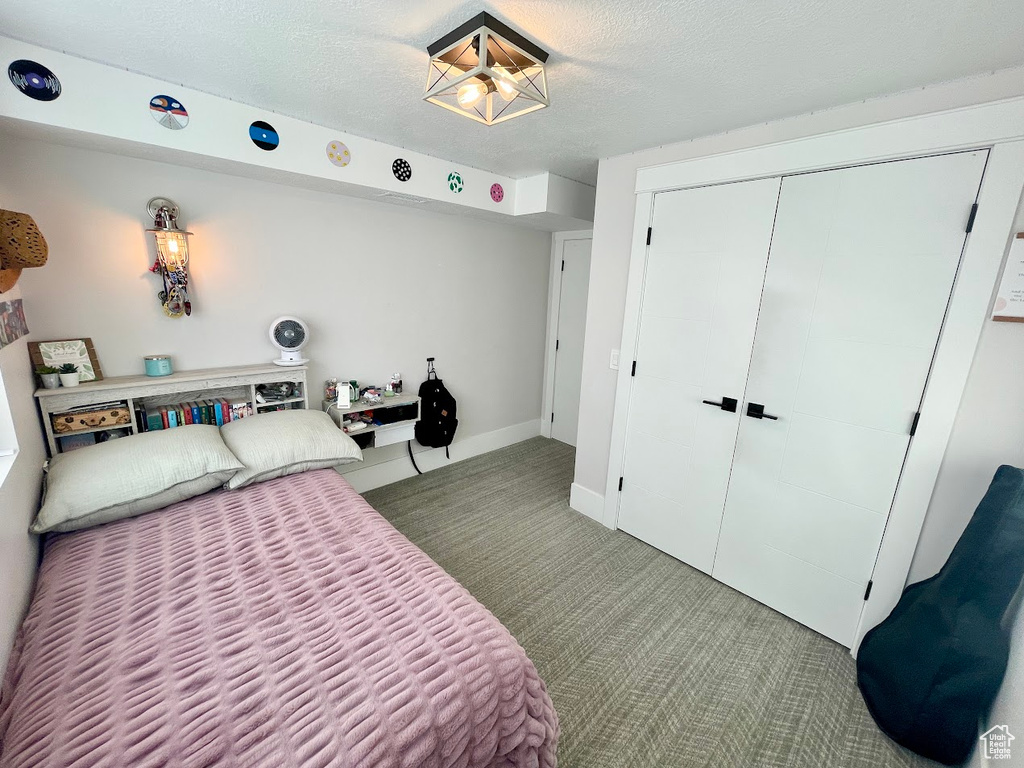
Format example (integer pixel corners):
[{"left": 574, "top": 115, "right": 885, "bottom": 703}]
[
  {"left": 2, "top": 132, "right": 551, "bottom": 480},
  {"left": 2, "top": 1, "right": 1024, "bottom": 184}
]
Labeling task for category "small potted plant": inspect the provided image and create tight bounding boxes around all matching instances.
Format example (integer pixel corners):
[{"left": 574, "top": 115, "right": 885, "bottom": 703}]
[
  {"left": 58, "top": 363, "right": 80, "bottom": 388},
  {"left": 36, "top": 365, "right": 60, "bottom": 390}
]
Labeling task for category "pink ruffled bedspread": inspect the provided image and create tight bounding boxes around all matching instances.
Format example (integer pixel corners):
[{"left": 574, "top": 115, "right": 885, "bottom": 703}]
[{"left": 0, "top": 469, "right": 557, "bottom": 767}]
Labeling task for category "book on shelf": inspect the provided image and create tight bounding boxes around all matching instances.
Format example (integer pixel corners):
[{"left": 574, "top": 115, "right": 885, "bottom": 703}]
[
  {"left": 230, "top": 400, "right": 253, "bottom": 420},
  {"left": 137, "top": 397, "right": 254, "bottom": 432}
]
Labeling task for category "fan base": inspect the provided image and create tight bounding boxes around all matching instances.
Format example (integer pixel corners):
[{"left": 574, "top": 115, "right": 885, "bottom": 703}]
[{"left": 273, "top": 357, "right": 309, "bottom": 367}]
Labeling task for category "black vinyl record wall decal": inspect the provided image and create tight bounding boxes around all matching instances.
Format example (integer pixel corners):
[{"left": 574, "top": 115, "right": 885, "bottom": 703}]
[
  {"left": 249, "top": 120, "right": 279, "bottom": 151},
  {"left": 392, "top": 158, "right": 412, "bottom": 182},
  {"left": 8, "top": 59, "right": 61, "bottom": 101}
]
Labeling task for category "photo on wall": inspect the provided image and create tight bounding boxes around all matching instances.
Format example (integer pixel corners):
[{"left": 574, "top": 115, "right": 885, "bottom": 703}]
[{"left": 0, "top": 298, "right": 29, "bottom": 349}]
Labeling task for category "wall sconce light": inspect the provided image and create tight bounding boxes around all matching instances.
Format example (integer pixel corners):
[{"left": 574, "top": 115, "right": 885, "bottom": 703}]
[
  {"left": 145, "top": 197, "right": 192, "bottom": 318},
  {"left": 423, "top": 12, "right": 549, "bottom": 126}
]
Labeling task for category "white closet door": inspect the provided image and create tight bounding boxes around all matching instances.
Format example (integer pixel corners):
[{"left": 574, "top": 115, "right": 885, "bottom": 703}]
[
  {"left": 551, "top": 238, "right": 592, "bottom": 446},
  {"left": 618, "top": 178, "right": 782, "bottom": 574},
  {"left": 712, "top": 151, "right": 988, "bottom": 646}
]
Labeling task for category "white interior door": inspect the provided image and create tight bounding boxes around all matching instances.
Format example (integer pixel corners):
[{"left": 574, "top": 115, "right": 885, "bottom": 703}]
[
  {"left": 551, "top": 237, "right": 592, "bottom": 446},
  {"left": 618, "top": 178, "right": 782, "bottom": 574},
  {"left": 712, "top": 150, "right": 988, "bottom": 646}
]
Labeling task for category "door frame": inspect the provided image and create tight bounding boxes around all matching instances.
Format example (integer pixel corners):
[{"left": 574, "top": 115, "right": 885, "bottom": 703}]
[
  {"left": 542, "top": 230, "right": 593, "bottom": 440},
  {"left": 602, "top": 96, "right": 1024, "bottom": 651}
]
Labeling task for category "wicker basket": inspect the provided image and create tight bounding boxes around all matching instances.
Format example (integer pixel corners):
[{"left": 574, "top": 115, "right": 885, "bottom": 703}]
[{"left": 0, "top": 210, "right": 48, "bottom": 269}]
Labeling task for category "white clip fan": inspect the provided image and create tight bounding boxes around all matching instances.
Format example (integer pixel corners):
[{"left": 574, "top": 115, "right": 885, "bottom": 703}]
[{"left": 269, "top": 316, "right": 310, "bottom": 366}]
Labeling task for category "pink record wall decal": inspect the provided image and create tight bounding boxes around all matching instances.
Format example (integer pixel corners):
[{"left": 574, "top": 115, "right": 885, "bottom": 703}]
[{"left": 490, "top": 183, "right": 504, "bottom": 203}]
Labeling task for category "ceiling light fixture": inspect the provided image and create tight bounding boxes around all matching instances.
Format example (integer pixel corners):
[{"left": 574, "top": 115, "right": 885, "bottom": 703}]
[{"left": 423, "top": 12, "right": 549, "bottom": 126}]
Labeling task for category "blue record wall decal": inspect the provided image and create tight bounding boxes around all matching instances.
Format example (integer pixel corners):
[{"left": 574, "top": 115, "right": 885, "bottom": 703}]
[
  {"left": 249, "top": 120, "right": 279, "bottom": 151},
  {"left": 8, "top": 59, "right": 61, "bottom": 101}
]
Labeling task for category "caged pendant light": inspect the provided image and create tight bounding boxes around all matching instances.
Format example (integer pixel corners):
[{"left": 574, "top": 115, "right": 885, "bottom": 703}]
[{"left": 423, "top": 13, "right": 549, "bottom": 126}]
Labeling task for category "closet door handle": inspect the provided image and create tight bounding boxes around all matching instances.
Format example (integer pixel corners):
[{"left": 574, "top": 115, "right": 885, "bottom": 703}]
[
  {"left": 746, "top": 402, "right": 779, "bottom": 420},
  {"left": 702, "top": 396, "right": 738, "bottom": 413}
]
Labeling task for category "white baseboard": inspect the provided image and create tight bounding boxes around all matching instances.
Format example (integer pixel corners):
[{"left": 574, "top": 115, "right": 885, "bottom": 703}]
[
  {"left": 570, "top": 482, "right": 607, "bottom": 525},
  {"left": 339, "top": 419, "right": 542, "bottom": 493}
]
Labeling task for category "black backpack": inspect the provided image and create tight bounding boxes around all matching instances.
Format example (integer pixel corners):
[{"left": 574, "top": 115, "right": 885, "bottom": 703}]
[
  {"left": 856, "top": 464, "right": 1024, "bottom": 765},
  {"left": 415, "top": 358, "right": 458, "bottom": 458}
]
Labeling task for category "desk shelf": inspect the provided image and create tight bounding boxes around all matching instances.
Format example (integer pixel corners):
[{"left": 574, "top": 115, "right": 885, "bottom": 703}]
[{"left": 322, "top": 394, "right": 420, "bottom": 450}]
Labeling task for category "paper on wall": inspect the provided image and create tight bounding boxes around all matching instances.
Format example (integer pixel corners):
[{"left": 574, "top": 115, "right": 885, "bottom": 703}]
[{"left": 993, "top": 235, "right": 1024, "bottom": 322}]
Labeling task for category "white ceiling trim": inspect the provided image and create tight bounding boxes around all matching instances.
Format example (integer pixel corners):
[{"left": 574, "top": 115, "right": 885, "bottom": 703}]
[
  {"left": 0, "top": 36, "right": 594, "bottom": 231},
  {"left": 3, "top": 0, "right": 1024, "bottom": 185}
]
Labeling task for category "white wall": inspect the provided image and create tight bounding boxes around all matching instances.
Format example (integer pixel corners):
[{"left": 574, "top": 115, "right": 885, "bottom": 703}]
[
  {"left": 0, "top": 132, "right": 551, "bottom": 672},
  {"left": 933, "top": 204, "right": 1024, "bottom": 766},
  {"left": 574, "top": 65, "right": 1024, "bottom": 500},
  {"left": 0, "top": 288, "right": 46, "bottom": 670},
  {"left": 1, "top": 133, "right": 551, "bottom": 454},
  {"left": 575, "top": 67, "right": 1024, "bottom": 763},
  {"left": 0, "top": 333, "right": 45, "bottom": 667},
  {"left": 0, "top": 164, "right": 47, "bottom": 674}
]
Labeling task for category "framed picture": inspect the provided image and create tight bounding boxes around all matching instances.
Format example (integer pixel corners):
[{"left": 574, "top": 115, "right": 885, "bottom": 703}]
[{"left": 29, "top": 339, "right": 104, "bottom": 382}]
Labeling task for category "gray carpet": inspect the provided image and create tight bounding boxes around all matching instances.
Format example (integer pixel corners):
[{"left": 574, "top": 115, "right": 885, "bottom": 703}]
[{"left": 364, "top": 437, "right": 934, "bottom": 768}]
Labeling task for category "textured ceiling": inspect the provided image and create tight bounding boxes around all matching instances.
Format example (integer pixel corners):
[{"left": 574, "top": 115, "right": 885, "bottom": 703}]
[{"left": 3, "top": 0, "right": 1024, "bottom": 185}]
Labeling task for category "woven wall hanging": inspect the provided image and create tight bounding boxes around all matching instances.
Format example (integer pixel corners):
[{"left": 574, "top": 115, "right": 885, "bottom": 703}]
[{"left": 0, "top": 210, "right": 48, "bottom": 292}]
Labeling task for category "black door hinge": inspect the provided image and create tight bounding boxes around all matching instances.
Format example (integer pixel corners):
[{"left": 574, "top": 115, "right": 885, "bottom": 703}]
[
  {"left": 618, "top": 477, "right": 624, "bottom": 492},
  {"left": 631, "top": 361, "right": 637, "bottom": 377},
  {"left": 561, "top": 259, "right": 565, "bottom": 271},
  {"left": 966, "top": 203, "right": 979, "bottom": 234},
  {"left": 864, "top": 580, "right": 873, "bottom": 600},
  {"left": 910, "top": 411, "right": 921, "bottom": 437},
  {"left": 550, "top": 412, "right": 555, "bottom": 423},
  {"left": 556, "top": 339, "right": 559, "bottom": 351},
  {"left": 646, "top": 227, "right": 652, "bottom": 245}
]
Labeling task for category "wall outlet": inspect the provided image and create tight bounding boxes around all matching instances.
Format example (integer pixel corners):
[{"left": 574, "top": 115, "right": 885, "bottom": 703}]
[{"left": 610, "top": 349, "right": 620, "bottom": 370}]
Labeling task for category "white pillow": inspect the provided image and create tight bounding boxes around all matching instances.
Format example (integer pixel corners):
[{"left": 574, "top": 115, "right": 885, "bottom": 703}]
[
  {"left": 220, "top": 409, "right": 362, "bottom": 490},
  {"left": 32, "top": 425, "right": 244, "bottom": 534}
]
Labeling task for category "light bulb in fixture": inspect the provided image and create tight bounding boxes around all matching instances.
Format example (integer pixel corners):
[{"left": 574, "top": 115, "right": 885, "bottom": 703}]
[
  {"left": 457, "top": 81, "right": 488, "bottom": 110},
  {"left": 492, "top": 67, "right": 520, "bottom": 102}
]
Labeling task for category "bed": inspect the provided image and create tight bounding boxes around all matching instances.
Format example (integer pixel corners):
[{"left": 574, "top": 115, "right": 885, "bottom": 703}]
[{"left": 0, "top": 468, "right": 558, "bottom": 767}]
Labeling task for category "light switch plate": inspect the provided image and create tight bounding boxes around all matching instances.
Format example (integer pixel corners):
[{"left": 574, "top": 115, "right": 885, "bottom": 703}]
[{"left": 610, "top": 349, "right": 620, "bottom": 370}]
